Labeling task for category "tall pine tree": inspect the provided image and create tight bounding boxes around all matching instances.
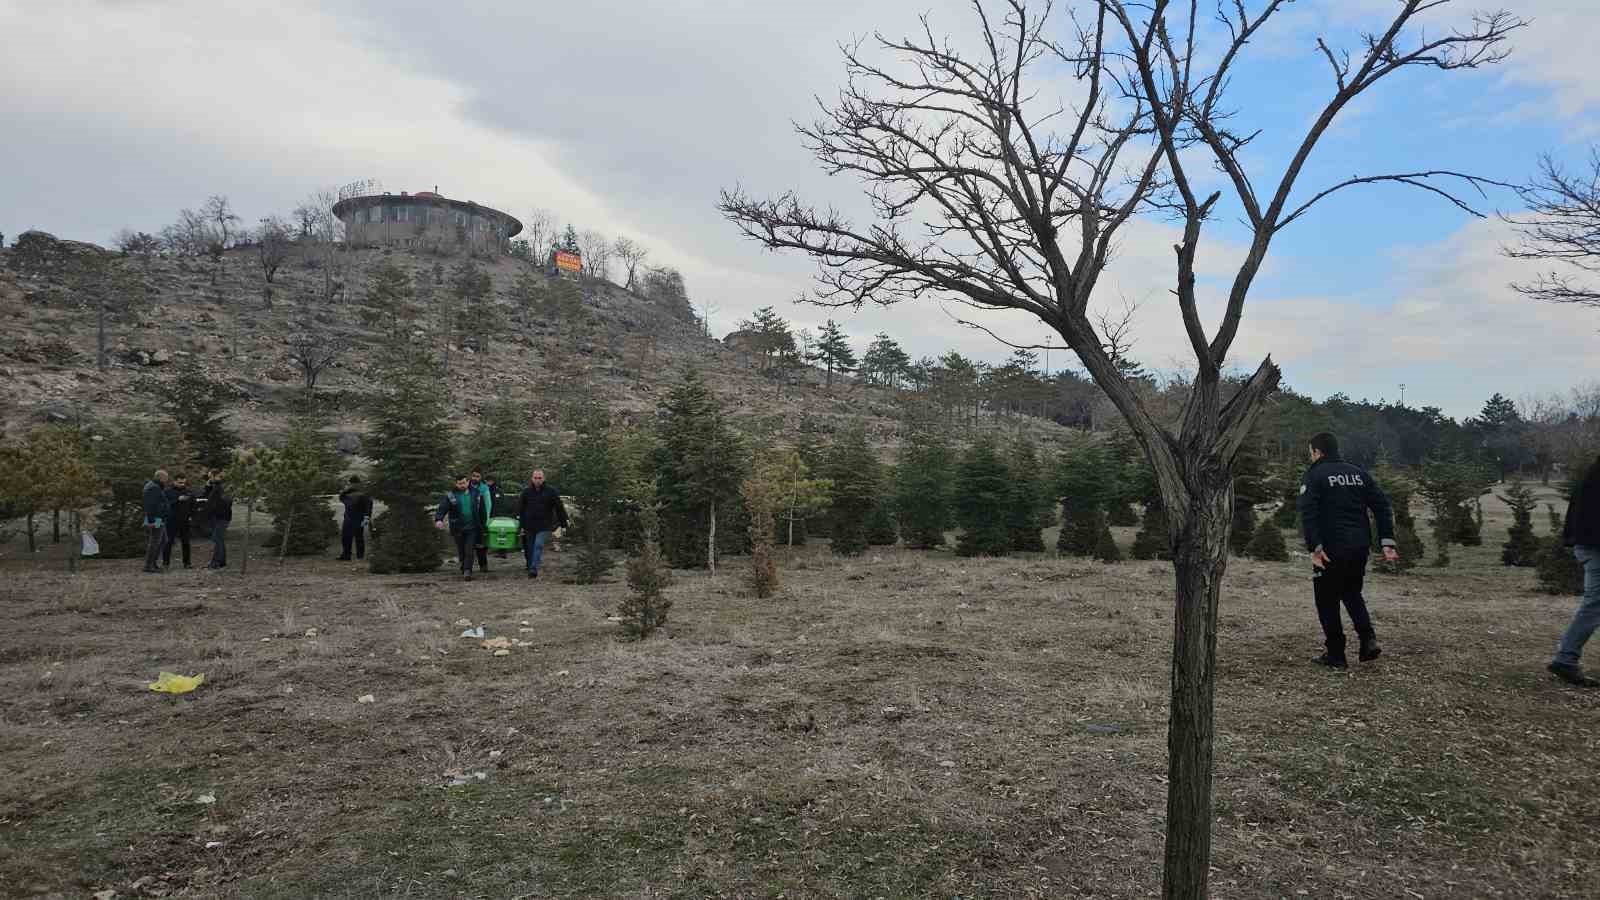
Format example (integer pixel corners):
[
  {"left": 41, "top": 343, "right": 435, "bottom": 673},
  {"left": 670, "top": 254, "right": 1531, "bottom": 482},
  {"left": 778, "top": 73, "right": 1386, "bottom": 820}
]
[
  {"left": 955, "top": 435, "right": 1010, "bottom": 557},
  {"left": 656, "top": 368, "right": 744, "bottom": 571},
  {"left": 824, "top": 425, "right": 880, "bottom": 556},
  {"left": 365, "top": 359, "right": 453, "bottom": 573}
]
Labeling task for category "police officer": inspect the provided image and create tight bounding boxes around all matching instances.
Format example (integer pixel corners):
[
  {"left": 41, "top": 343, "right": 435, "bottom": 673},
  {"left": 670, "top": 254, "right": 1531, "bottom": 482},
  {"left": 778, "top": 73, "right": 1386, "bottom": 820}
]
[{"left": 1297, "top": 432, "right": 1400, "bottom": 669}]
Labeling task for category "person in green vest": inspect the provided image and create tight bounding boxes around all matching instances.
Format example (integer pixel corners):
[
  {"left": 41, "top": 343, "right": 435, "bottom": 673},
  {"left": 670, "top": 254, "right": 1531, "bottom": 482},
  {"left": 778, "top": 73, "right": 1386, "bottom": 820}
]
[{"left": 435, "top": 474, "right": 490, "bottom": 580}]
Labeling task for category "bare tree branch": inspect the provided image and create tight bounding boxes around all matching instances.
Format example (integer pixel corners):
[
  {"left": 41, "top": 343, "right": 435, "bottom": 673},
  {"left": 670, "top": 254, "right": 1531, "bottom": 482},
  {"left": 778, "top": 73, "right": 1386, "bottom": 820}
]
[{"left": 1503, "top": 149, "right": 1600, "bottom": 308}]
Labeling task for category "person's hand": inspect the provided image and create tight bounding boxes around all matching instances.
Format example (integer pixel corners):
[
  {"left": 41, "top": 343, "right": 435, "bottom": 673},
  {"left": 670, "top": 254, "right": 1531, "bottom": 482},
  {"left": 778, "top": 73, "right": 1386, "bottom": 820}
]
[
  {"left": 434, "top": 520, "right": 446, "bottom": 531},
  {"left": 1311, "top": 547, "right": 1331, "bottom": 569},
  {"left": 1383, "top": 546, "right": 1400, "bottom": 563}
]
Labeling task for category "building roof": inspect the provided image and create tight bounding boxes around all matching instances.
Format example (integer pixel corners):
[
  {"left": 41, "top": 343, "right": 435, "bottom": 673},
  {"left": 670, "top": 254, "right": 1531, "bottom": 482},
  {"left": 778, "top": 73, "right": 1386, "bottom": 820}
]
[{"left": 332, "top": 191, "right": 522, "bottom": 237}]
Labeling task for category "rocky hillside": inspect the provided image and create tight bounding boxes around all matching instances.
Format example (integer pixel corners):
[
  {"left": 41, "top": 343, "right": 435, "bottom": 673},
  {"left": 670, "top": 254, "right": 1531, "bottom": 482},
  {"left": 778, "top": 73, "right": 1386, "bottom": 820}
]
[{"left": 0, "top": 232, "right": 1072, "bottom": 451}]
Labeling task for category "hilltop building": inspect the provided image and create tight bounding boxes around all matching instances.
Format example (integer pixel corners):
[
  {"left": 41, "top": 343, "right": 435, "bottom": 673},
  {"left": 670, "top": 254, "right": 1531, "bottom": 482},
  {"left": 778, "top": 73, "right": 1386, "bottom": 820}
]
[{"left": 332, "top": 188, "right": 522, "bottom": 254}]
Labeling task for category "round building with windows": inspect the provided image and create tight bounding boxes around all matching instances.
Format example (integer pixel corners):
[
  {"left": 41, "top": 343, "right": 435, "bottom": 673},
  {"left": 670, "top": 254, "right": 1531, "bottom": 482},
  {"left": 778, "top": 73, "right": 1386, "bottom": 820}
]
[{"left": 332, "top": 189, "right": 522, "bottom": 254}]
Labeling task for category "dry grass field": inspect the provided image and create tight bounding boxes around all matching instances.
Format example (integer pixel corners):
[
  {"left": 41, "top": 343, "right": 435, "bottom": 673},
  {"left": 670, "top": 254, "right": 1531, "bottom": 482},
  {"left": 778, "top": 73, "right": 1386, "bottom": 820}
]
[{"left": 2, "top": 486, "right": 1597, "bottom": 899}]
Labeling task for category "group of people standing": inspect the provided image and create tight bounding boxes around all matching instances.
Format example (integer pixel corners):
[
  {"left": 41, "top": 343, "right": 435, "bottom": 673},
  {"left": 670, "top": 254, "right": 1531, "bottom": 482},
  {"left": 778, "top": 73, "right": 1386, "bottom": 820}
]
[
  {"left": 140, "top": 468, "right": 232, "bottom": 572},
  {"left": 433, "top": 468, "right": 569, "bottom": 581}
]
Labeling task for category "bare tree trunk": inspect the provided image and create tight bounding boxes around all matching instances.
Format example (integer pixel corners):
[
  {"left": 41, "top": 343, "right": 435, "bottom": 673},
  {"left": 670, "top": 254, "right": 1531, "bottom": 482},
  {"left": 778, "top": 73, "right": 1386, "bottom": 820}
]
[
  {"left": 1162, "top": 477, "right": 1232, "bottom": 900},
  {"left": 279, "top": 509, "right": 293, "bottom": 565},
  {"left": 25, "top": 513, "right": 36, "bottom": 553},
  {"left": 708, "top": 501, "right": 717, "bottom": 576},
  {"left": 53, "top": 509, "right": 61, "bottom": 544},
  {"left": 243, "top": 502, "right": 254, "bottom": 576},
  {"left": 788, "top": 509, "right": 795, "bottom": 548},
  {"left": 68, "top": 511, "right": 82, "bottom": 574}
]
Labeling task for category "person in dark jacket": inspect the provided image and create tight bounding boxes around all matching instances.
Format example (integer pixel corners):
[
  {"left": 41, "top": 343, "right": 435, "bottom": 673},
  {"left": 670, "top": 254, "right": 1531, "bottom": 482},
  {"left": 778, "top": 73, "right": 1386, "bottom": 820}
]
[
  {"left": 1297, "top": 433, "right": 1400, "bottom": 669},
  {"left": 1549, "top": 454, "right": 1600, "bottom": 686},
  {"left": 160, "top": 474, "right": 197, "bottom": 569},
  {"left": 202, "top": 469, "right": 232, "bottom": 569},
  {"left": 435, "top": 474, "right": 487, "bottom": 580},
  {"left": 141, "top": 469, "right": 171, "bottom": 573},
  {"left": 467, "top": 469, "right": 495, "bottom": 572},
  {"left": 517, "top": 469, "right": 569, "bottom": 579},
  {"left": 485, "top": 476, "right": 509, "bottom": 558},
  {"left": 336, "top": 475, "right": 373, "bottom": 561}
]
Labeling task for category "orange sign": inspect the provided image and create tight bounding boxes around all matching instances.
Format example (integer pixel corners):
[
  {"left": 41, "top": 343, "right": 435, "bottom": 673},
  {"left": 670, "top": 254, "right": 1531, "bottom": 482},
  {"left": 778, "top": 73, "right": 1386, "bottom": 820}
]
[{"left": 554, "top": 250, "right": 582, "bottom": 273}]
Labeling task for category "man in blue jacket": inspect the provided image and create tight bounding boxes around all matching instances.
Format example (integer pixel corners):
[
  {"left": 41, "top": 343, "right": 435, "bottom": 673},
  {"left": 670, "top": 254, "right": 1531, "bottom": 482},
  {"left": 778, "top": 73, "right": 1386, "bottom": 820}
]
[
  {"left": 141, "top": 468, "right": 171, "bottom": 573},
  {"left": 1297, "top": 433, "right": 1400, "bottom": 669}
]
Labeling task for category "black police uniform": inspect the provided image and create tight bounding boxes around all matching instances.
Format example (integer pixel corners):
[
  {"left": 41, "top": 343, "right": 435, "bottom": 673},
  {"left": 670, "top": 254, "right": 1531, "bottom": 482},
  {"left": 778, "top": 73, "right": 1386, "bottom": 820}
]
[{"left": 1297, "top": 454, "right": 1396, "bottom": 662}]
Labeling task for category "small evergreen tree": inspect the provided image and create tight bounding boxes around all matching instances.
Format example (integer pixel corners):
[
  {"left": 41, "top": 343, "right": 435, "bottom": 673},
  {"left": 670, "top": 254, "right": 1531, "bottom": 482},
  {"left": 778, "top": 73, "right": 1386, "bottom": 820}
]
[
  {"left": 763, "top": 448, "right": 831, "bottom": 548},
  {"left": 1536, "top": 505, "right": 1586, "bottom": 595},
  {"left": 894, "top": 424, "right": 953, "bottom": 550},
  {"left": 1007, "top": 437, "right": 1048, "bottom": 551},
  {"left": 955, "top": 435, "right": 1010, "bottom": 557},
  {"left": 1498, "top": 480, "right": 1541, "bottom": 567},
  {"left": 261, "top": 415, "right": 341, "bottom": 559},
  {"left": 1229, "top": 502, "right": 1256, "bottom": 557},
  {"left": 365, "top": 359, "right": 452, "bottom": 574},
  {"left": 226, "top": 446, "right": 269, "bottom": 575},
  {"left": 462, "top": 399, "right": 535, "bottom": 492},
  {"left": 365, "top": 261, "right": 419, "bottom": 339},
  {"left": 656, "top": 368, "right": 744, "bottom": 571},
  {"left": 1054, "top": 442, "right": 1113, "bottom": 557},
  {"left": 166, "top": 357, "right": 237, "bottom": 471},
  {"left": 740, "top": 459, "right": 783, "bottom": 598},
  {"left": 1092, "top": 511, "right": 1122, "bottom": 562},
  {"left": 1131, "top": 489, "right": 1172, "bottom": 560},
  {"left": 1244, "top": 517, "right": 1289, "bottom": 561},
  {"left": 620, "top": 484, "right": 673, "bottom": 637},
  {"left": 825, "top": 426, "right": 880, "bottom": 556}
]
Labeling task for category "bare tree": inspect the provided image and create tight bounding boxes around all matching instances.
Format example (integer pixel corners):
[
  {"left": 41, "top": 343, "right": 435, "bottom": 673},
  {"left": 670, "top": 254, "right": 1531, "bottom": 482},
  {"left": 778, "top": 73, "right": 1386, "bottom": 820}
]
[
  {"left": 70, "top": 254, "right": 146, "bottom": 371},
  {"left": 1504, "top": 148, "right": 1600, "bottom": 309},
  {"left": 160, "top": 207, "right": 212, "bottom": 258},
  {"left": 523, "top": 208, "right": 559, "bottom": 265},
  {"left": 302, "top": 189, "right": 346, "bottom": 305},
  {"left": 114, "top": 229, "right": 162, "bottom": 268},
  {"left": 720, "top": 2, "right": 1520, "bottom": 895},
  {"left": 577, "top": 229, "right": 614, "bottom": 282},
  {"left": 613, "top": 236, "right": 650, "bottom": 290},
  {"left": 256, "top": 216, "right": 293, "bottom": 306},
  {"left": 285, "top": 329, "right": 349, "bottom": 394}
]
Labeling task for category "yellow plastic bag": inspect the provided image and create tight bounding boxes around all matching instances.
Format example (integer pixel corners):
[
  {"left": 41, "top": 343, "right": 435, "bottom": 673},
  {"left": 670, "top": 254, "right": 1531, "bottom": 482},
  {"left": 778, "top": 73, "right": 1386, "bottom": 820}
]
[{"left": 148, "top": 672, "right": 206, "bottom": 694}]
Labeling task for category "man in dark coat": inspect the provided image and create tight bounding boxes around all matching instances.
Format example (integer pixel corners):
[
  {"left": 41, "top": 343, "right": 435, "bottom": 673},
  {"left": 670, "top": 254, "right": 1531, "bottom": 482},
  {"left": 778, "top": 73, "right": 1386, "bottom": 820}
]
[
  {"left": 160, "top": 474, "right": 197, "bottom": 569},
  {"left": 1297, "top": 432, "right": 1400, "bottom": 669},
  {"left": 336, "top": 475, "right": 373, "bottom": 561},
  {"left": 517, "top": 468, "right": 569, "bottom": 579},
  {"left": 1550, "top": 455, "right": 1600, "bottom": 687},
  {"left": 202, "top": 469, "right": 232, "bottom": 569},
  {"left": 435, "top": 474, "right": 488, "bottom": 580},
  {"left": 142, "top": 468, "right": 170, "bottom": 573}
]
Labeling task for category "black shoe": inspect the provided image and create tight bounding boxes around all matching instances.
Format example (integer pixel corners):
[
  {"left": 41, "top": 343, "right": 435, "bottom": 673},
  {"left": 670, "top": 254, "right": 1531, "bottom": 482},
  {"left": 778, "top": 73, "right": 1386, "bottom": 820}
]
[
  {"left": 527, "top": 570, "right": 536, "bottom": 579},
  {"left": 464, "top": 572, "right": 473, "bottom": 582},
  {"left": 1313, "top": 653, "right": 1349, "bottom": 670},
  {"left": 1548, "top": 661, "right": 1599, "bottom": 687},
  {"left": 1359, "top": 639, "right": 1382, "bottom": 662}
]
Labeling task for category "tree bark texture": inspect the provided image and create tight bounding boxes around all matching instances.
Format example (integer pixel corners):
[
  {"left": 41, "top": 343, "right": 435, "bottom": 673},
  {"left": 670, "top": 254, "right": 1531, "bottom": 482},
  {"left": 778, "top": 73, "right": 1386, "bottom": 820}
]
[
  {"left": 708, "top": 501, "right": 717, "bottom": 577},
  {"left": 1161, "top": 469, "right": 1234, "bottom": 900}
]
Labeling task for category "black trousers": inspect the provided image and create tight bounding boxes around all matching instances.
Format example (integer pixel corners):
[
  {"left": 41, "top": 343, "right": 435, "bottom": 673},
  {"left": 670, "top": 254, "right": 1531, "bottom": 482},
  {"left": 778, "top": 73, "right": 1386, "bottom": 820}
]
[
  {"left": 340, "top": 517, "right": 365, "bottom": 560},
  {"left": 454, "top": 527, "right": 483, "bottom": 573},
  {"left": 1313, "top": 547, "right": 1375, "bottom": 656},
  {"left": 161, "top": 523, "right": 191, "bottom": 567}
]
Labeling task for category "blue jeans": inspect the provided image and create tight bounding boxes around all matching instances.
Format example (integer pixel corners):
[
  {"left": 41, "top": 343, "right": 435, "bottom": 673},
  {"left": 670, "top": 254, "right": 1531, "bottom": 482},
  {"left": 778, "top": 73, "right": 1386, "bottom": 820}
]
[
  {"left": 524, "top": 529, "right": 550, "bottom": 573},
  {"left": 209, "top": 524, "right": 228, "bottom": 567},
  {"left": 1554, "top": 545, "right": 1600, "bottom": 666}
]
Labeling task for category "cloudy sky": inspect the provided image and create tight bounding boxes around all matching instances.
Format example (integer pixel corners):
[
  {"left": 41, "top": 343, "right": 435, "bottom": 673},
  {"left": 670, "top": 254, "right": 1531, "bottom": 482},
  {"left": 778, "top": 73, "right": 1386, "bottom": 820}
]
[{"left": 2, "top": 0, "right": 1596, "bottom": 419}]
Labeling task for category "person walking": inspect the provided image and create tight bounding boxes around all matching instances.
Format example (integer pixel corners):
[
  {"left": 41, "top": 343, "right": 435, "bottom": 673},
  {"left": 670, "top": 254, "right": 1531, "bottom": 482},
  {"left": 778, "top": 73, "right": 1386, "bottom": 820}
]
[
  {"left": 202, "top": 469, "right": 232, "bottom": 569},
  {"left": 142, "top": 469, "right": 171, "bottom": 573},
  {"left": 485, "top": 475, "right": 509, "bottom": 559},
  {"left": 1297, "top": 432, "right": 1400, "bottom": 669},
  {"left": 467, "top": 468, "right": 494, "bottom": 572},
  {"left": 160, "top": 474, "right": 197, "bottom": 569},
  {"left": 436, "top": 474, "right": 486, "bottom": 580},
  {"left": 1549, "top": 454, "right": 1600, "bottom": 687},
  {"left": 517, "top": 468, "right": 569, "bottom": 580},
  {"left": 336, "top": 475, "right": 373, "bottom": 561}
]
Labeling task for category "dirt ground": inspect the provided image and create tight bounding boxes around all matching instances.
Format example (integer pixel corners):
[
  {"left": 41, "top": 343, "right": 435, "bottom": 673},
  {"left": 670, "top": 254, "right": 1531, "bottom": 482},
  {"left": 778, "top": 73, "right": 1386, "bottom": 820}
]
[{"left": 2, "top": 487, "right": 1597, "bottom": 899}]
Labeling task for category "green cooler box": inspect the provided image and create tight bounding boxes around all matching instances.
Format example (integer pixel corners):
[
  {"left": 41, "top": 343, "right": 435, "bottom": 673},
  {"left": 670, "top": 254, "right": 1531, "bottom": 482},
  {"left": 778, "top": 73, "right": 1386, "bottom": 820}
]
[{"left": 486, "top": 517, "right": 521, "bottom": 551}]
